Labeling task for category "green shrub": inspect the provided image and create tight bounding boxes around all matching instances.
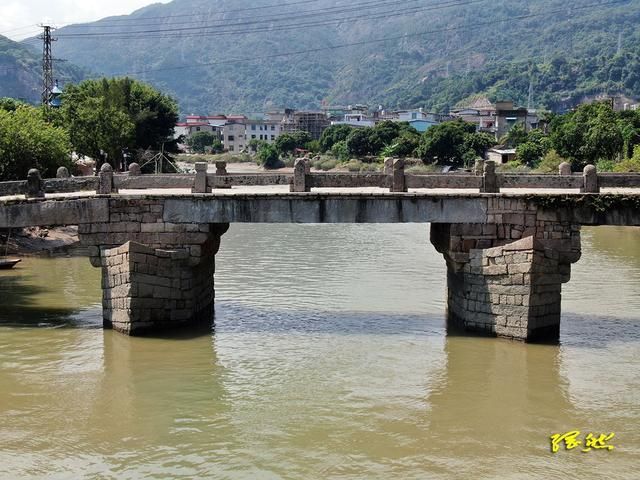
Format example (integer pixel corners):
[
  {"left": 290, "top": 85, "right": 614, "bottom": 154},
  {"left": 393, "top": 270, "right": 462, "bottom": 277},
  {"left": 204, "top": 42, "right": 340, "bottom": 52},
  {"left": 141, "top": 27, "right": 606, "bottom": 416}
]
[
  {"left": 497, "top": 160, "right": 530, "bottom": 173},
  {"left": 612, "top": 146, "right": 640, "bottom": 172},
  {"left": 595, "top": 158, "right": 616, "bottom": 172},
  {"left": 256, "top": 144, "right": 282, "bottom": 169},
  {"left": 534, "top": 149, "right": 566, "bottom": 173}
]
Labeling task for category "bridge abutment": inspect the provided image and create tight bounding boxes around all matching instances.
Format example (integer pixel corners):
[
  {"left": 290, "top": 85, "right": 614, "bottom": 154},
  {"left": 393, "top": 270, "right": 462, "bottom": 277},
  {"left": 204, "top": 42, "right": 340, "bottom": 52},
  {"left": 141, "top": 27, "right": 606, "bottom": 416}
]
[{"left": 431, "top": 198, "right": 581, "bottom": 342}]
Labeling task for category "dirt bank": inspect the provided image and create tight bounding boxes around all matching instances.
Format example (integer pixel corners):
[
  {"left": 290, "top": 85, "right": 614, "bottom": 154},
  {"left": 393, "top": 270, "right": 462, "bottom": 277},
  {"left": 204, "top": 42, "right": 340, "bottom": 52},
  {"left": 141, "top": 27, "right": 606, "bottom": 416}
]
[{"left": 1, "top": 226, "right": 83, "bottom": 256}]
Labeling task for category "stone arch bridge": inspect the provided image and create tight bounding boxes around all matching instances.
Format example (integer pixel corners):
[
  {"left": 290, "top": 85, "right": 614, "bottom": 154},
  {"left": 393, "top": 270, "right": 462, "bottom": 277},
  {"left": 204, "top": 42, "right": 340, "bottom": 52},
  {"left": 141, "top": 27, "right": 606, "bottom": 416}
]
[{"left": 1, "top": 160, "right": 639, "bottom": 342}]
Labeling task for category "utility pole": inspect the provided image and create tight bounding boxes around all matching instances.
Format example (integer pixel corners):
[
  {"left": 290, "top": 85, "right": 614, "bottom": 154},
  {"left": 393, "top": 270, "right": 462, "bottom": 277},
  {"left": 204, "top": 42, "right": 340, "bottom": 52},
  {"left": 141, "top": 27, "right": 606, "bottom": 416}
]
[{"left": 39, "top": 24, "right": 56, "bottom": 106}]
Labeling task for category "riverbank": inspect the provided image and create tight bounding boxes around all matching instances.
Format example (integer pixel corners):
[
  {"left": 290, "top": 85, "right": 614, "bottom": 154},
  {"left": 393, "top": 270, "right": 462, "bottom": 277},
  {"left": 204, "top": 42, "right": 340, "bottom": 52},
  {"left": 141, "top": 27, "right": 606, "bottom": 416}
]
[{"left": 1, "top": 226, "right": 83, "bottom": 256}]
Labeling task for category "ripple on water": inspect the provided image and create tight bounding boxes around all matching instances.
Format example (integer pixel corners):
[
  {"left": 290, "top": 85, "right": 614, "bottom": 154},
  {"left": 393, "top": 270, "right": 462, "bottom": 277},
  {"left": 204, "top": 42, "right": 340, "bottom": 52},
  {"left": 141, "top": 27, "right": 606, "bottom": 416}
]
[{"left": 0, "top": 224, "right": 639, "bottom": 478}]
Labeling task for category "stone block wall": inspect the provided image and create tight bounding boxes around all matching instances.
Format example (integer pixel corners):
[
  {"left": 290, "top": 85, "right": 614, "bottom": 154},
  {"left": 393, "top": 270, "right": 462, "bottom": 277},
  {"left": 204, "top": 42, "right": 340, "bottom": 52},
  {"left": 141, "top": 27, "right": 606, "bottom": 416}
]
[
  {"left": 431, "top": 197, "right": 581, "bottom": 342},
  {"left": 78, "top": 198, "right": 228, "bottom": 335},
  {"left": 99, "top": 241, "right": 217, "bottom": 334},
  {"left": 446, "top": 237, "right": 565, "bottom": 340}
]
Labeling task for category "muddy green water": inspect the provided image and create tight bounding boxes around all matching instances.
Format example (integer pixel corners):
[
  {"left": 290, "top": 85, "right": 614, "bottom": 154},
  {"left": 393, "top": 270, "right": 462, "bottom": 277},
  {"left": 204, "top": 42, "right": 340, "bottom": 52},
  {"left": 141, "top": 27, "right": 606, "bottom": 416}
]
[{"left": 0, "top": 225, "right": 639, "bottom": 479}]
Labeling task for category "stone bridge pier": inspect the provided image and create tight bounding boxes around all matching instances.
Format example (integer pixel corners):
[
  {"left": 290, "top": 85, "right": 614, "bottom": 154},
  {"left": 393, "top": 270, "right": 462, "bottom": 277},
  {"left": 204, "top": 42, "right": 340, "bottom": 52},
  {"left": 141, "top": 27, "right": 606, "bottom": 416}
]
[
  {"left": 430, "top": 197, "right": 582, "bottom": 342},
  {"left": 77, "top": 199, "right": 228, "bottom": 335}
]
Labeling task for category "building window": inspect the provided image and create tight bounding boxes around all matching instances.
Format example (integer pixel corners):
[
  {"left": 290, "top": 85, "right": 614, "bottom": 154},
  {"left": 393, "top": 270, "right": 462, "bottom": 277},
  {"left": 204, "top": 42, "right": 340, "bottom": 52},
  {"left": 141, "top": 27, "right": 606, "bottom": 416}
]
[
  {"left": 251, "top": 124, "right": 256, "bottom": 130},
  {"left": 196, "top": 127, "right": 201, "bottom": 131},
  {"left": 251, "top": 134, "right": 256, "bottom": 139},
  {"left": 271, "top": 135, "right": 275, "bottom": 140},
  {"left": 228, "top": 135, "right": 235, "bottom": 141},
  {"left": 271, "top": 125, "right": 275, "bottom": 130},
  {"left": 229, "top": 146, "right": 234, "bottom": 151}
]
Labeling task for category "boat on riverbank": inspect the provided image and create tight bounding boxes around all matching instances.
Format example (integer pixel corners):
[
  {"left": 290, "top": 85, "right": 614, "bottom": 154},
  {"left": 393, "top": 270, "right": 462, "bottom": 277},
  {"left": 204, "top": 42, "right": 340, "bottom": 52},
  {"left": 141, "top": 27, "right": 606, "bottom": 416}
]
[{"left": 0, "top": 258, "right": 21, "bottom": 269}]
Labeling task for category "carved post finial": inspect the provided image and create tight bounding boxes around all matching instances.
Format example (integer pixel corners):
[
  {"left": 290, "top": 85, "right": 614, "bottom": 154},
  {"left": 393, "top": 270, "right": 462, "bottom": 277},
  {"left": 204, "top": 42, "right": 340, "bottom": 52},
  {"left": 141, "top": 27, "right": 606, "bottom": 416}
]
[
  {"left": 559, "top": 162, "right": 571, "bottom": 176},
  {"left": 582, "top": 164, "right": 599, "bottom": 193},
  {"left": 383, "top": 157, "right": 394, "bottom": 175},
  {"left": 128, "top": 162, "right": 141, "bottom": 176},
  {"left": 391, "top": 158, "right": 406, "bottom": 192},
  {"left": 192, "top": 162, "right": 209, "bottom": 193},
  {"left": 214, "top": 161, "right": 231, "bottom": 189},
  {"left": 482, "top": 160, "right": 499, "bottom": 193},
  {"left": 56, "top": 166, "right": 70, "bottom": 178},
  {"left": 291, "top": 158, "right": 309, "bottom": 192},
  {"left": 97, "top": 162, "right": 116, "bottom": 194},
  {"left": 26, "top": 168, "right": 45, "bottom": 198}
]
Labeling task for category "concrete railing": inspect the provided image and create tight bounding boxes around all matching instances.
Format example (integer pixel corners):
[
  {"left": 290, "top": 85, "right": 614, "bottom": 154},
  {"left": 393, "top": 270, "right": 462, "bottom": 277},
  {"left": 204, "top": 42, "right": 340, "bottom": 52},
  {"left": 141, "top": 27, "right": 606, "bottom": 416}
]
[{"left": 2, "top": 160, "right": 640, "bottom": 199}]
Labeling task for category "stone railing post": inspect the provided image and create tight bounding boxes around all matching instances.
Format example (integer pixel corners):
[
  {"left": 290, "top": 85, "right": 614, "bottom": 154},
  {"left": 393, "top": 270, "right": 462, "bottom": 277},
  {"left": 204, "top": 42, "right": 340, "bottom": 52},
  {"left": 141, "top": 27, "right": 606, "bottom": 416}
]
[
  {"left": 391, "top": 158, "right": 406, "bottom": 192},
  {"left": 291, "top": 158, "right": 310, "bottom": 192},
  {"left": 582, "top": 164, "right": 599, "bottom": 193},
  {"left": 97, "top": 163, "right": 116, "bottom": 194},
  {"left": 559, "top": 162, "right": 571, "bottom": 176},
  {"left": 128, "top": 162, "right": 141, "bottom": 176},
  {"left": 26, "top": 168, "right": 45, "bottom": 198},
  {"left": 482, "top": 160, "right": 499, "bottom": 193},
  {"left": 383, "top": 157, "right": 394, "bottom": 175},
  {"left": 215, "top": 161, "right": 231, "bottom": 189},
  {"left": 192, "top": 162, "right": 208, "bottom": 193},
  {"left": 56, "top": 166, "right": 70, "bottom": 178},
  {"left": 474, "top": 158, "right": 485, "bottom": 176}
]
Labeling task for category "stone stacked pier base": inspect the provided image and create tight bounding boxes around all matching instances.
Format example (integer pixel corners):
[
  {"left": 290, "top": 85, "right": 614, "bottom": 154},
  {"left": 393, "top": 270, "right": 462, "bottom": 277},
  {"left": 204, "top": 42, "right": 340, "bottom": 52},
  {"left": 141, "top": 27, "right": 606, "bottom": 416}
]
[
  {"left": 78, "top": 198, "right": 228, "bottom": 335},
  {"left": 431, "top": 197, "right": 581, "bottom": 342},
  {"left": 96, "top": 240, "right": 218, "bottom": 334}
]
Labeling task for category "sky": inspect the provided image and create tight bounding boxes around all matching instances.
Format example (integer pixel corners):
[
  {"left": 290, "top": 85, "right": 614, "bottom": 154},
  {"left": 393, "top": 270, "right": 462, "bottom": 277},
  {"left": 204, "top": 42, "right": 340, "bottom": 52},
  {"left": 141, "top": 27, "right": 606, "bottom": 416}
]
[{"left": 0, "top": 0, "right": 171, "bottom": 41}]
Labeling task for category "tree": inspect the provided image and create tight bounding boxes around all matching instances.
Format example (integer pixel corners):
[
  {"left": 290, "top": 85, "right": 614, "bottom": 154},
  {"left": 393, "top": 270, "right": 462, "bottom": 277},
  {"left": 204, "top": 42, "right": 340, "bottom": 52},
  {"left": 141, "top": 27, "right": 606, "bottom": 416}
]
[
  {"left": 515, "top": 129, "right": 551, "bottom": 166},
  {"left": 501, "top": 123, "right": 528, "bottom": 147},
  {"left": 550, "top": 102, "right": 623, "bottom": 168},
  {"left": 0, "top": 97, "right": 27, "bottom": 112},
  {"left": 0, "top": 105, "right": 72, "bottom": 180},
  {"left": 187, "top": 131, "right": 219, "bottom": 153},
  {"left": 382, "top": 131, "right": 420, "bottom": 157},
  {"left": 256, "top": 143, "right": 281, "bottom": 169},
  {"left": 319, "top": 124, "right": 353, "bottom": 152},
  {"left": 275, "top": 131, "right": 312, "bottom": 155},
  {"left": 62, "top": 77, "right": 178, "bottom": 170},
  {"left": 415, "top": 120, "right": 476, "bottom": 166},
  {"left": 464, "top": 132, "right": 496, "bottom": 158},
  {"left": 345, "top": 128, "right": 373, "bottom": 156}
]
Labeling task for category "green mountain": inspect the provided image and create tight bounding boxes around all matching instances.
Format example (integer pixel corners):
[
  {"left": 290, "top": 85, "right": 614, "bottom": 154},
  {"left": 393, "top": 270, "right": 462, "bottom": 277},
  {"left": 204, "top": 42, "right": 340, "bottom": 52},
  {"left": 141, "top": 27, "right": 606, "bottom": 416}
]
[
  {"left": 31, "top": 0, "right": 640, "bottom": 113},
  {"left": 0, "top": 34, "right": 86, "bottom": 103}
]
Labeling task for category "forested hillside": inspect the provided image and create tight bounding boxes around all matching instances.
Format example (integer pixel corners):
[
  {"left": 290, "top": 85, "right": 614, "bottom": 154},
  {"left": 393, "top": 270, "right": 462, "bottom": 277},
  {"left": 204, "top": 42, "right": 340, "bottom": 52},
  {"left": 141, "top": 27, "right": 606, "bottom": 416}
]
[
  {"left": 0, "top": 35, "right": 85, "bottom": 103},
  {"left": 14, "top": 0, "right": 640, "bottom": 113}
]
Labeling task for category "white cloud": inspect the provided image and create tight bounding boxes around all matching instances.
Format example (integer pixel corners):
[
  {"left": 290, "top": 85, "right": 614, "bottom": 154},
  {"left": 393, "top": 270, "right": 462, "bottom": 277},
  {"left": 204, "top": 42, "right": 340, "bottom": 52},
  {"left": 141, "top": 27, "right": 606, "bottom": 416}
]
[{"left": 0, "top": 0, "right": 171, "bottom": 40}]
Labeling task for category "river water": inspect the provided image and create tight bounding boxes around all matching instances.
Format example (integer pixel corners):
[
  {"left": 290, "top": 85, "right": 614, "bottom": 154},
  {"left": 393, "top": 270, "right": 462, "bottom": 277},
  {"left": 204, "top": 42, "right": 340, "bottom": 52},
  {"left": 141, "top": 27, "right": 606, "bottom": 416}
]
[{"left": 0, "top": 225, "right": 639, "bottom": 479}]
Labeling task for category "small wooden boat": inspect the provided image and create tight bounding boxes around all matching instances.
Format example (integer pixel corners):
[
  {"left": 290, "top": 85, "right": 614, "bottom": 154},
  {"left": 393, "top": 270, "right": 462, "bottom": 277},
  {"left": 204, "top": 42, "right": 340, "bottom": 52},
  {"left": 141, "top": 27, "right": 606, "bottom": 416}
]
[{"left": 0, "top": 258, "right": 21, "bottom": 269}]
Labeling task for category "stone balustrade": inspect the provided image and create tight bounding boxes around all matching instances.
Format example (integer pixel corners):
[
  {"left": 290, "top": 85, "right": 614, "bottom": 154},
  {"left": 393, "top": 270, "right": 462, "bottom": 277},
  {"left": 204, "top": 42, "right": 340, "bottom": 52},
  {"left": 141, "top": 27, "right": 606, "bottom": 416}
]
[{"left": 3, "top": 161, "right": 640, "bottom": 198}]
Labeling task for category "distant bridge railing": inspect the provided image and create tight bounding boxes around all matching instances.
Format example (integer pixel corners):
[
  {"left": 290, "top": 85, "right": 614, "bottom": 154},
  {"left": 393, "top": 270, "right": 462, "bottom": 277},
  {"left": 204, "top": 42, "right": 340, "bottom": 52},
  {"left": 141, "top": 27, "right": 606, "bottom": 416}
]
[{"left": 1, "top": 159, "right": 639, "bottom": 200}]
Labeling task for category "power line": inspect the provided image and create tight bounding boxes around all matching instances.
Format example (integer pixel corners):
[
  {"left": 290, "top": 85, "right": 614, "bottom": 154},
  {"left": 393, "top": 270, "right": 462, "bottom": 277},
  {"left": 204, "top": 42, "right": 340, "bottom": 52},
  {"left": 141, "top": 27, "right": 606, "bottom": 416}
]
[
  {"left": 0, "top": 24, "right": 40, "bottom": 36},
  {"left": 55, "top": 0, "right": 450, "bottom": 38},
  {"left": 60, "top": 0, "right": 425, "bottom": 32},
  {"left": 57, "top": 2, "right": 486, "bottom": 44},
  {"left": 103, "top": 0, "right": 627, "bottom": 76},
  {"left": 69, "top": 0, "right": 324, "bottom": 25}
]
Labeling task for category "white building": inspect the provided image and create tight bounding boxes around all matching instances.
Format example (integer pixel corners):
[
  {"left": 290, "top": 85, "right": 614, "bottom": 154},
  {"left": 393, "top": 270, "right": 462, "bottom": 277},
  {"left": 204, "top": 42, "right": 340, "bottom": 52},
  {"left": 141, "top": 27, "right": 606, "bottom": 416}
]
[
  {"left": 245, "top": 119, "right": 281, "bottom": 144},
  {"left": 222, "top": 118, "right": 247, "bottom": 152},
  {"left": 331, "top": 113, "right": 375, "bottom": 128}
]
